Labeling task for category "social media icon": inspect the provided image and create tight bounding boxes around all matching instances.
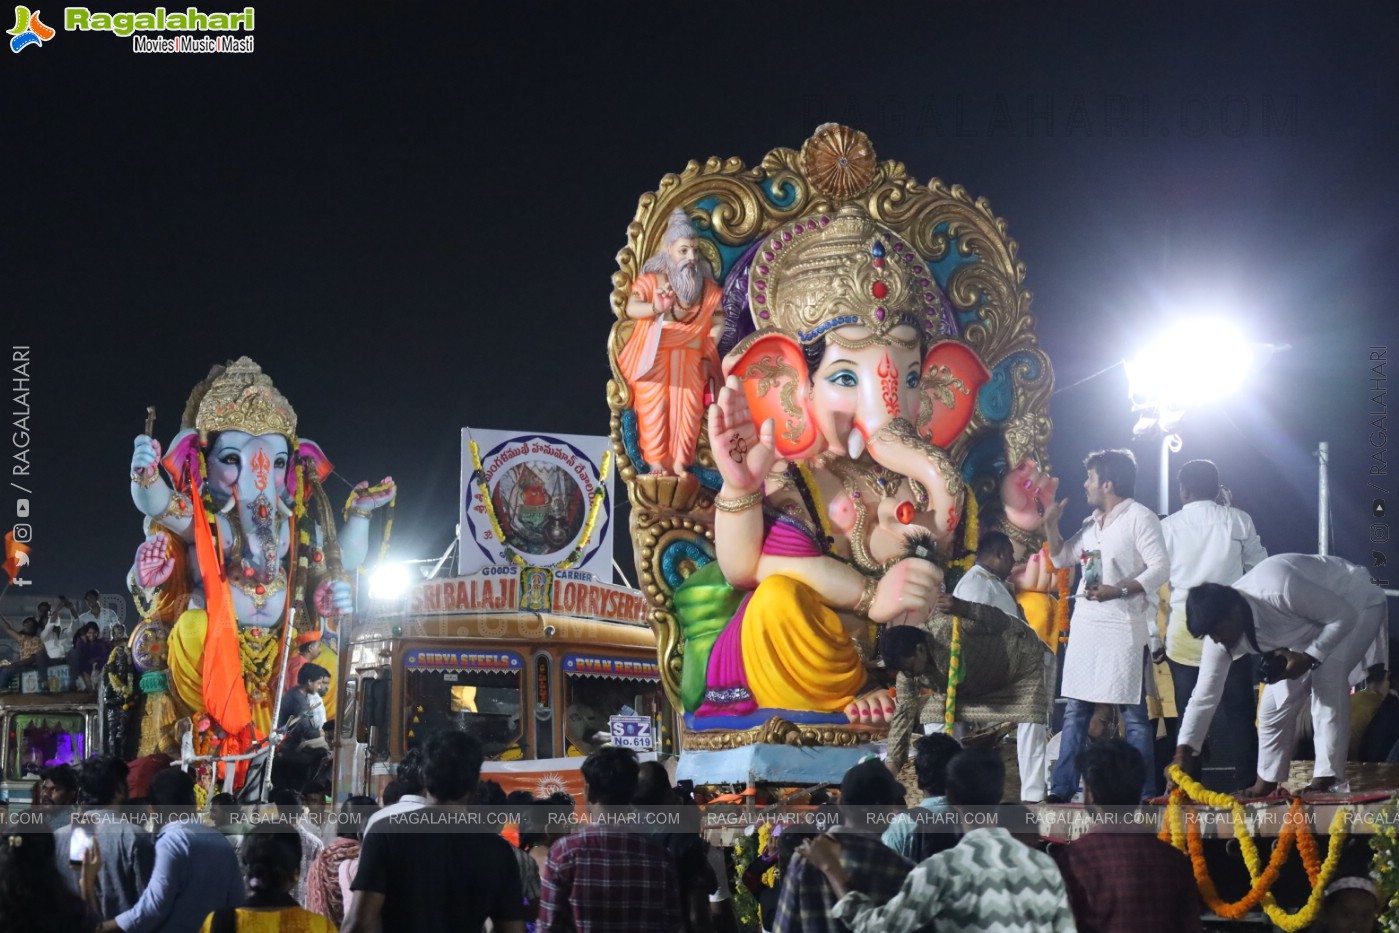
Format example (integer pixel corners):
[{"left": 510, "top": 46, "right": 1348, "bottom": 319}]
[
  {"left": 1376, "top": 550, "right": 1390, "bottom": 567},
  {"left": 1376, "top": 498, "right": 1389, "bottom": 518},
  {"left": 11, "top": 522, "right": 32, "bottom": 542},
  {"left": 15, "top": 499, "right": 27, "bottom": 517}
]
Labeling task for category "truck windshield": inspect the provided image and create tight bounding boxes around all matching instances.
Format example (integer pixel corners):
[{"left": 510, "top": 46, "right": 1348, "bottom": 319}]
[
  {"left": 6, "top": 712, "right": 86, "bottom": 780},
  {"left": 564, "top": 675, "right": 665, "bottom": 757},
  {"left": 403, "top": 669, "right": 524, "bottom": 759}
]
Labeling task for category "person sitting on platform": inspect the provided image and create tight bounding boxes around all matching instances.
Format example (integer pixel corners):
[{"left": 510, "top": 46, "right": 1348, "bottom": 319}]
[
  {"left": 800, "top": 748, "right": 1076, "bottom": 933},
  {"left": 67, "top": 623, "right": 112, "bottom": 692},
  {"left": 0, "top": 613, "right": 51, "bottom": 692},
  {"left": 274, "top": 663, "right": 331, "bottom": 794},
  {"left": 880, "top": 733, "right": 960, "bottom": 861},
  {"left": 1053, "top": 739, "right": 1202, "bottom": 933},
  {"left": 1171, "top": 554, "right": 1389, "bottom": 796},
  {"left": 773, "top": 758, "right": 913, "bottom": 933}
]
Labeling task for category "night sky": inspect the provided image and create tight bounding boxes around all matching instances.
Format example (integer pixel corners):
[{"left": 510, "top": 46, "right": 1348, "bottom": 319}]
[{"left": 5, "top": 1, "right": 1397, "bottom": 607}]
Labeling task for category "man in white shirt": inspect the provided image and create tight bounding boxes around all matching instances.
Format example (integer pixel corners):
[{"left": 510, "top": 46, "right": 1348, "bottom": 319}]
[
  {"left": 1043, "top": 449, "right": 1170, "bottom": 802},
  {"left": 1173, "top": 554, "right": 1388, "bottom": 796},
  {"left": 1161, "top": 460, "right": 1267, "bottom": 789},
  {"left": 365, "top": 748, "right": 428, "bottom": 831},
  {"left": 951, "top": 532, "right": 1053, "bottom": 802},
  {"left": 38, "top": 598, "right": 80, "bottom": 661},
  {"left": 78, "top": 590, "right": 121, "bottom": 640}
]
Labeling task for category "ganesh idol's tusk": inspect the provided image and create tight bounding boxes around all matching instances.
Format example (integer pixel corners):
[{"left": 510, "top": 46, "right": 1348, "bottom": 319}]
[
  {"left": 847, "top": 430, "right": 866, "bottom": 461},
  {"left": 276, "top": 498, "right": 294, "bottom": 517},
  {"left": 218, "top": 497, "right": 237, "bottom": 515}
]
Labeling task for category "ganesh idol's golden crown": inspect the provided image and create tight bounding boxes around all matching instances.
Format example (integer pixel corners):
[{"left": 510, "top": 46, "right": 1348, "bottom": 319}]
[
  {"left": 193, "top": 356, "right": 298, "bottom": 442},
  {"left": 749, "top": 204, "right": 946, "bottom": 350}
]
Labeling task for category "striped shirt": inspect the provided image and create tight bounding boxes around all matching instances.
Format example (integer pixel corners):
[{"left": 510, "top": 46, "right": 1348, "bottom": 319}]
[{"left": 831, "top": 827, "right": 1076, "bottom": 933}]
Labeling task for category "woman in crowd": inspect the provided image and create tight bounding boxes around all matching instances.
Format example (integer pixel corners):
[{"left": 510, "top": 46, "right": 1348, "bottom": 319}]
[
  {"left": 306, "top": 795, "right": 378, "bottom": 926},
  {"left": 0, "top": 823, "right": 100, "bottom": 933},
  {"left": 67, "top": 622, "right": 111, "bottom": 690},
  {"left": 200, "top": 824, "right": 335, "bottom": 932}
]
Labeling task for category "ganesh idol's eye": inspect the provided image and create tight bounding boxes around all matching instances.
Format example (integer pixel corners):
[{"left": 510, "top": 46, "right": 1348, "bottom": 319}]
[
  {"left": 274, "top": 456, "right": 288, "bottom": 470},
  {"left": 825, "top": 370, "right": 858, "bottom": 388},
  {"left": 905, "top": 371, "right": 919, "bottom": 389},
  {"left": 218, "top": 452, "right": 240, "bottom": 466}
]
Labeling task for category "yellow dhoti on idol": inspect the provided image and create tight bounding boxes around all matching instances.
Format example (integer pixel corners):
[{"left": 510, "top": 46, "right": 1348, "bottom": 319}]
[
  {"left": 168, "top": 609, "right": 341, "bottom": 739},
  {"left": 681, "top": 569, "right": 865, "bottom": 721}
]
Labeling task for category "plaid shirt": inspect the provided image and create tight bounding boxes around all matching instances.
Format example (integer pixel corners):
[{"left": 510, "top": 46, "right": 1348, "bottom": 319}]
[
  {"left": 774, "top": 831, "right": 913, "bottom": 933},
  {"left": 1053, "top": 830, "right": 1204, "bottom": 933},
  {"left": 539, "top": 825, "right": 682, "bottom": 932}
]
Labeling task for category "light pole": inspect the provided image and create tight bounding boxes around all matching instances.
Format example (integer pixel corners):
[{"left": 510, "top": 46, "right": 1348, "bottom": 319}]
[{"left": 1125, "top": 319, "right": 1275, "bottom": 514}]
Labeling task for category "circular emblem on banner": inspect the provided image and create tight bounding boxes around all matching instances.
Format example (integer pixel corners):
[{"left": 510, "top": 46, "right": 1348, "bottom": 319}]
[{"left": 465, "top": 433, "right": 611, "bottom": 570}]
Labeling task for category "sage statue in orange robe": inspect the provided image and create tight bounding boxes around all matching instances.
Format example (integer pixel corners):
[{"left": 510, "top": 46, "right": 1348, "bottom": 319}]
[{"left": 618, "top": 209, "right": 724, "bottom": 476}]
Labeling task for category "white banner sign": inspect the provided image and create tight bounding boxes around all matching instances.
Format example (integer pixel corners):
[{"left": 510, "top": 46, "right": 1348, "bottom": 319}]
[{"left": 460, "top": 429, "right": 615, "bottom": 579}]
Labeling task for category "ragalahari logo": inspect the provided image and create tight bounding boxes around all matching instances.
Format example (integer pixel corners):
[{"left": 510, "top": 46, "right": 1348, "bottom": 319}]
[
  {"left": 2, "top": 531, "right": 31, "bottom": 583},
  {"left": 9, "top": 5, "right": 54, "bottom": 52}
]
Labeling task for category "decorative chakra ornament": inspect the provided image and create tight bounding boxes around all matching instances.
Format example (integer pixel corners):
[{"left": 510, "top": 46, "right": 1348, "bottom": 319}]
[
  {"left": 800, "top": 123, "right": 878, "bottom": 201},
  {"left": 129, "top": 620, "right": 170, "bottom": 673}
]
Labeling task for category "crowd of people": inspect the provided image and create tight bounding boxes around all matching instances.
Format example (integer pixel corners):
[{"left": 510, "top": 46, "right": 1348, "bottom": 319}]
[
  {"left": 877, "top": 449, "right": 1393, "bottom": 806},
  {"left": 0, "top": 591, "right": 125, "bottom": 692},
  {"left": 3, "top": 732, "right": 1382, "bottom": 932},
  {"left": 0, "top": 450, "right": 1393, "bottom": 931}
]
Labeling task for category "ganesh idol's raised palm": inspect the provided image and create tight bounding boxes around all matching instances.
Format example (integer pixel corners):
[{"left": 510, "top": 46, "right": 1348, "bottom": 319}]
[
  {"left": 1000, "top": 460, "right": 1060, "bottom": 536},
  {"left": 708, "top": 376, "right": 776, "bottom": 494}
]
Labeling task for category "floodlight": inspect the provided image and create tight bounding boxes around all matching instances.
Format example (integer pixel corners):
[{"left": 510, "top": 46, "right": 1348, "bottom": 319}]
[
  {"left": 1127, "top": 318, "right": 1256, "bottom": 411},
  {"left": 368, "top": 564, "right": 411, "bottom": 599}
]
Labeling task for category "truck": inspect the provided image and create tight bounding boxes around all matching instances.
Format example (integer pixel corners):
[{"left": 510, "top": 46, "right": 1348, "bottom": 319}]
[
  {"left": 0, "top": 691, "right": 101, "bottom": 805},
  {"left": 332, "top": 566, "right": 676, "bottom": 801}
]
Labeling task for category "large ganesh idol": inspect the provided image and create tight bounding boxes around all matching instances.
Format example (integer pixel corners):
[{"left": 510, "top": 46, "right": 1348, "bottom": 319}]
[
  {"left": 607, "top": 126, "right": 1060, "bottom": 752},
  {"left": 125, "top": 358, "right": 393, "bottom": 766}
]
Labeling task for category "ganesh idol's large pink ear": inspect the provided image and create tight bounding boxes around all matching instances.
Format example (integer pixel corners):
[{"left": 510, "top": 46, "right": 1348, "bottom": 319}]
[
  {"left": 916, "top": 340, "right": 992, "bottom": 448},
  {"left": 724, "top": 334, "right": 820, "bottom": 460},
  {"left": 287, "top": 439, "right": 335, "bottom": 498},
  {"left": 161, "top": 429, "right": 201, "bottom": 493}
]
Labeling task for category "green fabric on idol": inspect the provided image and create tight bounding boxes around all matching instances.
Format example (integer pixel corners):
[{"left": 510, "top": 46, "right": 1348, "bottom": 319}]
[{"left": 673, "top": 561, "right": 744, "bottom": 713}]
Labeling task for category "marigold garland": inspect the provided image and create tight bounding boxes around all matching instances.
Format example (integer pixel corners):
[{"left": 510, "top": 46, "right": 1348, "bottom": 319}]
[
  {"left": 557, "top": 451, "right": 612, "bottom": 570},
  {"left": 342, "top": 481, "right": 396, "bottom": 564},
  {"left": 1041, "top": 543, "right": 1073, "bottom": 640},
  {"left": 1368, "top": 797, "right": 1399, "bottom": 932},
  {"left": 469, "top": 440, "right": 526, "bottom": 567},
  {"left": 944, "top": 615, "right": 964, "bottom": 730},
  {"left": 1163, "top": 764, "right": 1351, "bottom": 931}
]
